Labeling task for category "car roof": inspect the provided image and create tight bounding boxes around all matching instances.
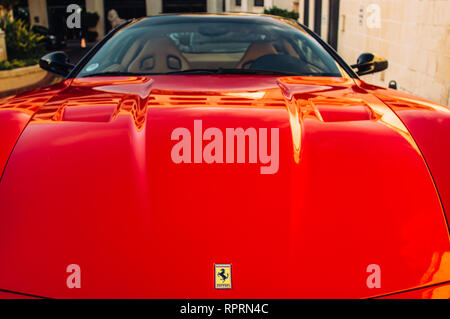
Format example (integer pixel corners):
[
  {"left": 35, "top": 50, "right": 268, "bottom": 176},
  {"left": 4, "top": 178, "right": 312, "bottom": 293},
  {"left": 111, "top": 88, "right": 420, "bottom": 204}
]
[{"left": 128, "top": 13, "right": 301, "bottom": 28}]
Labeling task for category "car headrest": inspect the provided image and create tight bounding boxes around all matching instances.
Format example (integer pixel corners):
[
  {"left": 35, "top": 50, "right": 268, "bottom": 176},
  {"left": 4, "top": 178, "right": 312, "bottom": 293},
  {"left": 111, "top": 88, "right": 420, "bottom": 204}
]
[
  {"left": 236, "top": 41, "right": 277, "bottom": 69},
  {"left": 127, "top": 37, "right": 190, "bottom": 73}
]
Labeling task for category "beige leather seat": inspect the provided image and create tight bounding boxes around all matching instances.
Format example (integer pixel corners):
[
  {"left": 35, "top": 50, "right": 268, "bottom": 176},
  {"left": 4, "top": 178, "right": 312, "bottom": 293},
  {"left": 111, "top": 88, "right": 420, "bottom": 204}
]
[
  {"left": 281, "top": 39, "right": 299, "bottom": 58},
  {"left": 103, "top": 40, "right": 145, "bottom": 72},
  {"left": 236, "top": 41, "right": 277, "bottom": 69},
  {"left": 127, "top": 37, "right": 190, "bottom": 73}
]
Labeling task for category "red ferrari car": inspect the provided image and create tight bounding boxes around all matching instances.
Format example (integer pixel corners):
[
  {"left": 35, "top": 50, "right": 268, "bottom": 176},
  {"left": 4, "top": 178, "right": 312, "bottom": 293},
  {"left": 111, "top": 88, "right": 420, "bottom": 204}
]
[{"left": 0, "top": 14, "right": 449, "bottom": 299}]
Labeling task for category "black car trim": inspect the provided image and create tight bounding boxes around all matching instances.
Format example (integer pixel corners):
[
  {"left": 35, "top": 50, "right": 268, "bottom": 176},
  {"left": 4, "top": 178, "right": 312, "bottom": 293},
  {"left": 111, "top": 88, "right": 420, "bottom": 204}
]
[{"left": 297, "top": 22, "right": 359, "bottom": 79}]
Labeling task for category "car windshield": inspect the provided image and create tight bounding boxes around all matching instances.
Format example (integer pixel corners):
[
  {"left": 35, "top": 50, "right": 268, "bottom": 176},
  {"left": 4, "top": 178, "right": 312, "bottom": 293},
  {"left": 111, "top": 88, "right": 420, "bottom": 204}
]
[{"left": 77, "top": 16, "right": 343, "bottom": 77}]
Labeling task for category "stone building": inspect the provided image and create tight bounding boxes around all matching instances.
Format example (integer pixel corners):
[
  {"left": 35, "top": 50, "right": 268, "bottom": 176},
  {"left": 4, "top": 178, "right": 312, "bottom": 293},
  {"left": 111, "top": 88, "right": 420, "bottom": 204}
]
[
  {"left": 338, "top": 0, "right": 449, "bottom": 106},
  {"left": 296, "top": 0, "right": 449, "bottom": 106}
]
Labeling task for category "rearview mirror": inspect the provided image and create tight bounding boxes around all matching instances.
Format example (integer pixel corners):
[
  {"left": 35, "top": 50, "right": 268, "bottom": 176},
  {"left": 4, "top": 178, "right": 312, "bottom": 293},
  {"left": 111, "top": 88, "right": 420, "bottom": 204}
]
[
  {"left": 39, "top": 51, "right": 74, "bottom": 77},
  {"left": 351, "top": 53, "right": 388, "bottom": 76}
]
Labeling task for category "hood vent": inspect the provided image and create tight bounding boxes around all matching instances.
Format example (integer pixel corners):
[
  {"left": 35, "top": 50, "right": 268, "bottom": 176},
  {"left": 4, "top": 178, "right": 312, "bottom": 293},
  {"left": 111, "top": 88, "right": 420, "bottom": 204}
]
[
  {"left": 310, "top": 99, "right": 374, "bottom": 122},
  {"left": 62, "top": 104, "right": 117, "bottom": 122}
]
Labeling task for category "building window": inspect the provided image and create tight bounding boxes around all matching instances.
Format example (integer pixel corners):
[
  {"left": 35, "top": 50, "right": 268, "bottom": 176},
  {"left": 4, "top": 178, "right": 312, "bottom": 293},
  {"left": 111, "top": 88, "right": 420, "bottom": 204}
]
[
  {"left": 235, "top": 0, "right": 241, "bottom": 6},
  {"left": 254, "top": 0, "right": 264, "bottom": 6}
]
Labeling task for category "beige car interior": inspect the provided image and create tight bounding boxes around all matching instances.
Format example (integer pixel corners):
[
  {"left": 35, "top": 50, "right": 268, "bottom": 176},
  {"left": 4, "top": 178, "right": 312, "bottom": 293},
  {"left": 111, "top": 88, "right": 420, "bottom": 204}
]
[
  {"left": 127, "top": 38, "right": 191, "bottom": 73},
  {"left": 236, "top": 41, "right": 277, "bottom": 69},
  {"left": 103, "top": 37, "right": 301, "bottom": 73},
  {"left": 104, "top": 37, "right": 191, "bottom": 73}
]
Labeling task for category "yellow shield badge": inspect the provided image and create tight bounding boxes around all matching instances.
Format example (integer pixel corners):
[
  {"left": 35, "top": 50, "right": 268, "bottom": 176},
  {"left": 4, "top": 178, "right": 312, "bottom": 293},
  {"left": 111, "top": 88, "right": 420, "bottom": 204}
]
[{"left": 215, "top": 264, "right": 232, "bottom": 289}]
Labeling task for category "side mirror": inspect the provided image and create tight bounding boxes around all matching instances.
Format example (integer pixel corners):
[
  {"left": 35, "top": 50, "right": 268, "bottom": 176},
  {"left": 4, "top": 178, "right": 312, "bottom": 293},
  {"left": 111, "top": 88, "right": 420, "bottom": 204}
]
[
  {"left": 351, "top": 53, "right": 388, "bottom": 76},
  {"left": 39, "top": 51, "right": 74, "bottom": 77}
]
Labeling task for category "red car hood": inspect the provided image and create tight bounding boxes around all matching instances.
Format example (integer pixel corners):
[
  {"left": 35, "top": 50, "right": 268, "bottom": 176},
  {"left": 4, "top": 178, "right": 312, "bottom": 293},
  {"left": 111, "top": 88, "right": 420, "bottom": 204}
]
[{"left": 0, "top": 75, "right": 449, "bottom": 298}]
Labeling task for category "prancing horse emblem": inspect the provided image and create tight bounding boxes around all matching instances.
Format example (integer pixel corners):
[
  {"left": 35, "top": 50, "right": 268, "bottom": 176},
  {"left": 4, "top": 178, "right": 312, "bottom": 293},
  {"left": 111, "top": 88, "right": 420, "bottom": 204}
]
[
  {"left": 215, "top": 264, "right": 232, "bottom": 289},
  {"left": 217, "top": 268, "right": 229, "bottom": 282}
]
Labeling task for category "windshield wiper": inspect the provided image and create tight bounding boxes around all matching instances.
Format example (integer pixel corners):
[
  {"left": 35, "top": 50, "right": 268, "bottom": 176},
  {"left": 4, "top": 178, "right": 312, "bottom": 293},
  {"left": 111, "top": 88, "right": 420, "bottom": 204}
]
[
  {"left": 81, "top": 71, "right": 148, "bottom": 77},
  {"left": 219, "top": 69, "right": 301, "bottom": 76},
  {"left": 158, "top": 69, "right": 219, "bottom": 75},
  {"left": 163, "top": 68, "right": 301, "bottom": 76},
  {"left": 221, "top": 70, "right": 341, "bottom": 76}
]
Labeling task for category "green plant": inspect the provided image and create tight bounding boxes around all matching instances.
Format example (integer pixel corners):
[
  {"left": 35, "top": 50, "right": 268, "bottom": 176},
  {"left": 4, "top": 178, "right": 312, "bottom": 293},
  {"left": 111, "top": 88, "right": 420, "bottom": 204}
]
[
  {"left": 0, "top": 14, "right": 45, "bottom": 61},
  {"left": 264, "top": 6, "right": 299, "bottom": 20},
  {"left": 0, "top": 58, "right": 39, "bottom": 70}
]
